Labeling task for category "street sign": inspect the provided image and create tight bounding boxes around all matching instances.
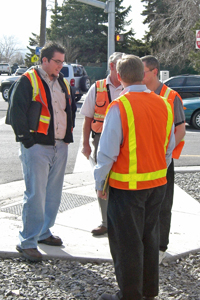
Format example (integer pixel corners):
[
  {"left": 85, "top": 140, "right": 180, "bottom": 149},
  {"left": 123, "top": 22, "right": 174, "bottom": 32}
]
[
  {"left": 196, "top": 30, "right": 200, "bottom": 49},
  {"left": 31, "top": 55, "right": 39, "bottom": 63},
  {"left": 36, "top": 47, "right": 42, "bottom": 56}
]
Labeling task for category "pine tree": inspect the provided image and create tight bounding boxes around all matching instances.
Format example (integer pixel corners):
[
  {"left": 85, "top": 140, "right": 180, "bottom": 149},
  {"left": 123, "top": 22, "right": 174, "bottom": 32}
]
[
  {"left": 25, "top": 33, "right": 40, "bottom": 68},
  {"left": 47, "top": 0, "right": 135, "bottom": 63}
]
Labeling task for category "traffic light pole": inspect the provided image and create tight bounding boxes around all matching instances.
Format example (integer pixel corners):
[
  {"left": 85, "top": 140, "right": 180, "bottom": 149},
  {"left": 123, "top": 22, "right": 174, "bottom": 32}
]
[{"left": 75, "top": 0, "right": 115, "bottom": 72}]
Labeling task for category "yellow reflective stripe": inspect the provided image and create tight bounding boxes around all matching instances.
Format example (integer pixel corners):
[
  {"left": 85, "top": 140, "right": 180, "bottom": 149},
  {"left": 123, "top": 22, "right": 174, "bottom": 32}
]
[
  {"left": 110, "top": 168, "right": 167, "bottom": 183},
  {"left": 97, "top": 79, "right": 107, "bottom": 92},
  {"left": 120, "top": 95, "right": 137, "bottom": 189},
  {"left": 40, "top": 115, "right": 50, "bottom": 124},
  {"left": 28, "top": 71, "right": 39, "bottom": 100},
  {"left": 63, "top": 78, "right": 70, "bottom": 94},
  {"left": 163, "top": 87, "right": 171, "bottom": 99},
  {"left": 110, "top": 94, "right": 171, "bottom": 189},
  {"left": 94, "top": 113, "right": 104, "bottom": 119},
  {"left": 160, "top": 96, "right": 173, "bottom": 153}
]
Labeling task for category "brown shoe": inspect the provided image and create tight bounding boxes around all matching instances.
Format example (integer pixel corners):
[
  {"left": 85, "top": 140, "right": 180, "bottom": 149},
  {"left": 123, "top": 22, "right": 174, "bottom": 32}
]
[
  {"left": 16, "top": 245, "right": 42, "bottom": 262},
  {"left": 38, "top": 235, "right": 63, "bottom": 246},
  {"left": 91, "top": 225, "right": 107, "bottom": 236}
]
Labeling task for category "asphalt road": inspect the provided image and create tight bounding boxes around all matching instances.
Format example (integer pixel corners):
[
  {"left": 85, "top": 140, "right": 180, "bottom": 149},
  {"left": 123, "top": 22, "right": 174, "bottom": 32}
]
[{"left": 0, "top": 92, "right": 200, "bottom": 185}]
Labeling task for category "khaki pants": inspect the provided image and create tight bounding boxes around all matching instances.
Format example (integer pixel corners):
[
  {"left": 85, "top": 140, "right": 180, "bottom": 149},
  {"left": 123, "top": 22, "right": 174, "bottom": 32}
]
[{"left": 92, "top": 133, "right": 108, "bottom": 228}]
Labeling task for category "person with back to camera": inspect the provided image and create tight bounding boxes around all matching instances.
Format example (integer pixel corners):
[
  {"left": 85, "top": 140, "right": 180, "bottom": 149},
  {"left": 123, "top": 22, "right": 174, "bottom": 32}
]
[
  {"left": 94, "top": 54, "right": 175, "bottom": 300},
  {"left": 7, "top": 41, "right": 76, "bottom": 262},
  {"left": 141, "top": 55, "right": 185, "bottom": 264},
  {"left": 80, "top": 52, "right": 123, "bottom": 236}
]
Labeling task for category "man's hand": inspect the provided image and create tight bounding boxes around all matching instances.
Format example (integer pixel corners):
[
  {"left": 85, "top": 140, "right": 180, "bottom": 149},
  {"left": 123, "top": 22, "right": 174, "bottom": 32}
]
[
  {"left": 97, "top": 190, "right": 107, "bottom": 200},
  {"left": 81, "top": 145, "right": 91, "bottom": 159}
]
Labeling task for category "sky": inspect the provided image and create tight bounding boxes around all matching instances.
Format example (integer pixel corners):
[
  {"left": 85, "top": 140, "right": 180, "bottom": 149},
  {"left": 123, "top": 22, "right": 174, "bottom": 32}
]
[{"left": 0, "top": 0, "right": 148, "bottom": 52}]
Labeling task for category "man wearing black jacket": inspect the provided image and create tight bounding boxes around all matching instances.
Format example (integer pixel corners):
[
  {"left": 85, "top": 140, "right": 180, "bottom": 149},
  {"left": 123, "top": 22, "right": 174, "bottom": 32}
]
[{"left": 8, "top": 42, "right": 76, "bottom": 262}]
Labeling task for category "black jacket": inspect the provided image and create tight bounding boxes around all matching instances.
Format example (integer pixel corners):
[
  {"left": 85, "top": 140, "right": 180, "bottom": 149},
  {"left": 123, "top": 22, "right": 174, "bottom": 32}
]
[{"left": 8, "top": 68, "right": 76, "bottom": 148}]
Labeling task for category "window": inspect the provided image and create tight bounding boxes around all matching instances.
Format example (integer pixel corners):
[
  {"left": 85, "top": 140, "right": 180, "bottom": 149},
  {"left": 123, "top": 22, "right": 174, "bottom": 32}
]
[
  {"left": 73, "top": 66, "right": 83, "bottom": 77},
  {"left": 186, "top": 77, "right": 200, "bottom": 86},
  {"left": 165, "top": 77, "right": 185, "bottom": 87},
  {"left": 61, "top": 66, "right": 69, "bottom": 77}
]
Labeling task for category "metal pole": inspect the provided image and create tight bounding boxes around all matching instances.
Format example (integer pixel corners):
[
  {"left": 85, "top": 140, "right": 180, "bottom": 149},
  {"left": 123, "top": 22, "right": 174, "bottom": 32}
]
[
  {"left": 76, "top": 0, "right": 115, "bottom": 71},
  {"left": 107, "top": 0, "right": 115, "bottom": 72}
]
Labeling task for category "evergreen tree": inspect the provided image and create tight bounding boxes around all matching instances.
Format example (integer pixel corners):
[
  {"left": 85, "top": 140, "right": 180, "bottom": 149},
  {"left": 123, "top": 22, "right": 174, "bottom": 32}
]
[
  {"left": 25, "top": 33, "right": 40, "bottom": 68},
  {"left": 47, "top": 0, "right": 135, "bottom": 63},
  {"left": 141, "top": 0, "right": 200, "bottom": 71}
]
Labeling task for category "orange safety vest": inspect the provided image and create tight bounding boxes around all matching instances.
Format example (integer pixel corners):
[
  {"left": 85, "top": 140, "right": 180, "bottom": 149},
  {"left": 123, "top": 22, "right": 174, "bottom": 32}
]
[
  {"left": 160, "top": 84, "right": 185, "bottom": 159},
  {"left": 108, "top": 92, "right": 173, "bottom": 190},
  {"left": 91, "top": 79, "right": 110, "bottom": 134},
  {"left": 24, "top": 69, "right": 71, "bottom": 135}
]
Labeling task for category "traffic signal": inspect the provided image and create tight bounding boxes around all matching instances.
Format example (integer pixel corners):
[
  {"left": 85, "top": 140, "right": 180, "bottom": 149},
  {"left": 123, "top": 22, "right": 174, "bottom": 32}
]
[{"left": 116, "top": 34, "right": 124, "bottom": 42}]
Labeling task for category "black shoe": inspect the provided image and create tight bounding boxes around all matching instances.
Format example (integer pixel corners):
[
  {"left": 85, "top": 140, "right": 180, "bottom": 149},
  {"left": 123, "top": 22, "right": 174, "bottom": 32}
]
[
  {"left": 143, "top": 297, "right": 156, "bottom": 300},
  {"left": 38, "top": 235, "right": 63, "bottom": 246}
]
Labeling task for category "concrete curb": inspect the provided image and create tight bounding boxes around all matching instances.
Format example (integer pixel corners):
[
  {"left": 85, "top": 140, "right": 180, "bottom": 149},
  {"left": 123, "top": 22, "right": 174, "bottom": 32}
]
[
  {"left": 1, "top": 248, "right": 200, "bottom": 265},
  {"left": 175, "top": 166, "right": 200, "bottom": 173},
  {"left": 162, "top": 247, "right": 200, "bottom": 264}
]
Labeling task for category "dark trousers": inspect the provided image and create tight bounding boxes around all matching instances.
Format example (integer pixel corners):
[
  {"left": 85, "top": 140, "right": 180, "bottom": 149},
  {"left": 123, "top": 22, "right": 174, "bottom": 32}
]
[
  {"left": 159, "top": 160, "right": 174, "bottom": 252},
  {"left": 107, "top": 185, "right": 167, "bottom": 300}
]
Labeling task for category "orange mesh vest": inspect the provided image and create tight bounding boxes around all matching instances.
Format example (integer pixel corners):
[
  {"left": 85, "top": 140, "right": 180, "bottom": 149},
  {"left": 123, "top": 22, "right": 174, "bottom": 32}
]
[
  {"left": 91, "top": 79, "right": 110, "bottom": 134},
  {"left": 24, "top": 69, "right": 51, "bottom": 135},
  {"left": 160, "top": 84, "right": 185, "bottom": 159},
  {"left": 108, "top": 92, "right": 173, "bottom": 190}
]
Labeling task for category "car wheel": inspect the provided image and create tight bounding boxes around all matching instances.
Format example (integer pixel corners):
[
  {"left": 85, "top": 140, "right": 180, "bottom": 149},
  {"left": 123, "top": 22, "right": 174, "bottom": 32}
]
[
  {"left": 191, "top": 110, "right": 200, "bottom": 130},
  {"left": 80, "top": 76, "right": 91, "bottom": 92},
  {"left": 2, "top": 85, "right": 10, "bottom": 101}
]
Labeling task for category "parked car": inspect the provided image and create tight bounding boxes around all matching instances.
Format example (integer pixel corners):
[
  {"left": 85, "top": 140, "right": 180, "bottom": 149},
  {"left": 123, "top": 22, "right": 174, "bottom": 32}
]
[
  {"left": 0, "top": 63, "right": 11, "bottom": 75},
  {"left": 183, "top": 97, "right": 200, "bottom": 129},
  {"left": 0, "top": 75, "right": 19, "bottom": 100},
  {"left": 0, "top": 64, "right": 91, "bottom": 102},
  {"left": 61, "top": 64, "right": 91, "bottom": 102},
  {"left": 15, "top": 66, "right": 28, "bottom": 76},
  {"left": 164, "top": 74, "right": 200, "bottom": 99}
]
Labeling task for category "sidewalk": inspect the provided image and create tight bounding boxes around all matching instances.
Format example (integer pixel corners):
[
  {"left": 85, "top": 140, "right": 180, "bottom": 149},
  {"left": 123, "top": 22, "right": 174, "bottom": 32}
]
[{"left": 0, "top": 145, "right": 200, "bottom": 263}]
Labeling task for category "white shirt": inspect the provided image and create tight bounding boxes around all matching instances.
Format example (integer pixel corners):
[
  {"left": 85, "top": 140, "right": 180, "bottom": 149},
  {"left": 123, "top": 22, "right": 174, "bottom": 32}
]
[{"left": 80, "top": 75, "right": 123, "bottom": 118}]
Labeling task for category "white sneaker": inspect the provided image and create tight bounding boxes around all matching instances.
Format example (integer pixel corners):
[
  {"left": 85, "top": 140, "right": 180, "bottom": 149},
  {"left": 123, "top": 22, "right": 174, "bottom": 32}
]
[{"left": 159, "top": 250, "right": 166, "bottom": 264}]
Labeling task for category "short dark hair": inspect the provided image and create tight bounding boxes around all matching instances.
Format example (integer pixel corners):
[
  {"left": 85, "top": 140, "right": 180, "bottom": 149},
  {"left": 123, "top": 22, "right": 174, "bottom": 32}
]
[
  {"left": 141, "top": 55, "right": 160, "bottom": 76},
  {"left": 40, "top": 41, "right": 65, "bottom": 64},
  {"left": 116, "top": 54, "right": 144, "bottom": 84}
]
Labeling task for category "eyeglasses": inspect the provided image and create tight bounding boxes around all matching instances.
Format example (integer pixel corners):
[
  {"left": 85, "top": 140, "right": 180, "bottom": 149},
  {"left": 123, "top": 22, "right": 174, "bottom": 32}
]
[
  {"left": 51, "top": 58, "right": 64, "bottom": 66},
  {"left": 144, "top": 69, "right": 154, "bottom": 74}
]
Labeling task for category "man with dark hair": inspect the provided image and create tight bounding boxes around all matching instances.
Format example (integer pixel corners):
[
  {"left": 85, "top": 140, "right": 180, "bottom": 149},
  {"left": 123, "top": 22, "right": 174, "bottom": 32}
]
[
  {"left": 141, "top": 55, "right": 185, "bottom": 264},
  {"left": 8, "top": 41, "right": 76, "bottom": 262},
  {"left": 95, "top": 54, "right": 175, "bottom": 300}
]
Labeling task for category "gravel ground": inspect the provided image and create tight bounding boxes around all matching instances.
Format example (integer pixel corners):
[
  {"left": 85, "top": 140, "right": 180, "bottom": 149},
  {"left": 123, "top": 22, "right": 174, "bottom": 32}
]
[{"left": 0, "top": 172, "right": 199, "bottom": 300}]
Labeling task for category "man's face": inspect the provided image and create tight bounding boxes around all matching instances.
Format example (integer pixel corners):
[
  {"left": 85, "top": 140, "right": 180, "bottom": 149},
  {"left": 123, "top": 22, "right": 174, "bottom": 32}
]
[
  {"left": 142, "top": 61, "right": 156, "bottom": 86},
  {"left": 42, "top": 51, "right": 65, "bottom": 80}
]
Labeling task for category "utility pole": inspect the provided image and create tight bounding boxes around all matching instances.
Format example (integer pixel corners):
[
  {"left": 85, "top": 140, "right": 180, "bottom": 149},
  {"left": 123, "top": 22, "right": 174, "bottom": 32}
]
[
  {"left": 40, "top": 0, "right": 47, "bottom": 47},
  {"left": 76, "top": 0, "right": 115, "bottom": 71}
]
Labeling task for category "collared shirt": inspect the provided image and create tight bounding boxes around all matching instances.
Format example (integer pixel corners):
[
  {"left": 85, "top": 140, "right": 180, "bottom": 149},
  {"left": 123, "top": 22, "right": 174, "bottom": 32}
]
[
  {"left": 94, "top": 85, "right": 175, "bottom": 190},
  {"left": 38, "top": 67, "right": 67, "bottom": 139},
  {"left": 80, "top": 74, "right": 123, "bottom": 118}
]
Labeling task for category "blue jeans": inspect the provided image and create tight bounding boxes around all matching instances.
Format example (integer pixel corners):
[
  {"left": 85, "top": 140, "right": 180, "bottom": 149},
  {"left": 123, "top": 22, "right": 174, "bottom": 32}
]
[{"left": 19, "top": 141, "right": 68, "bottom": 249}]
